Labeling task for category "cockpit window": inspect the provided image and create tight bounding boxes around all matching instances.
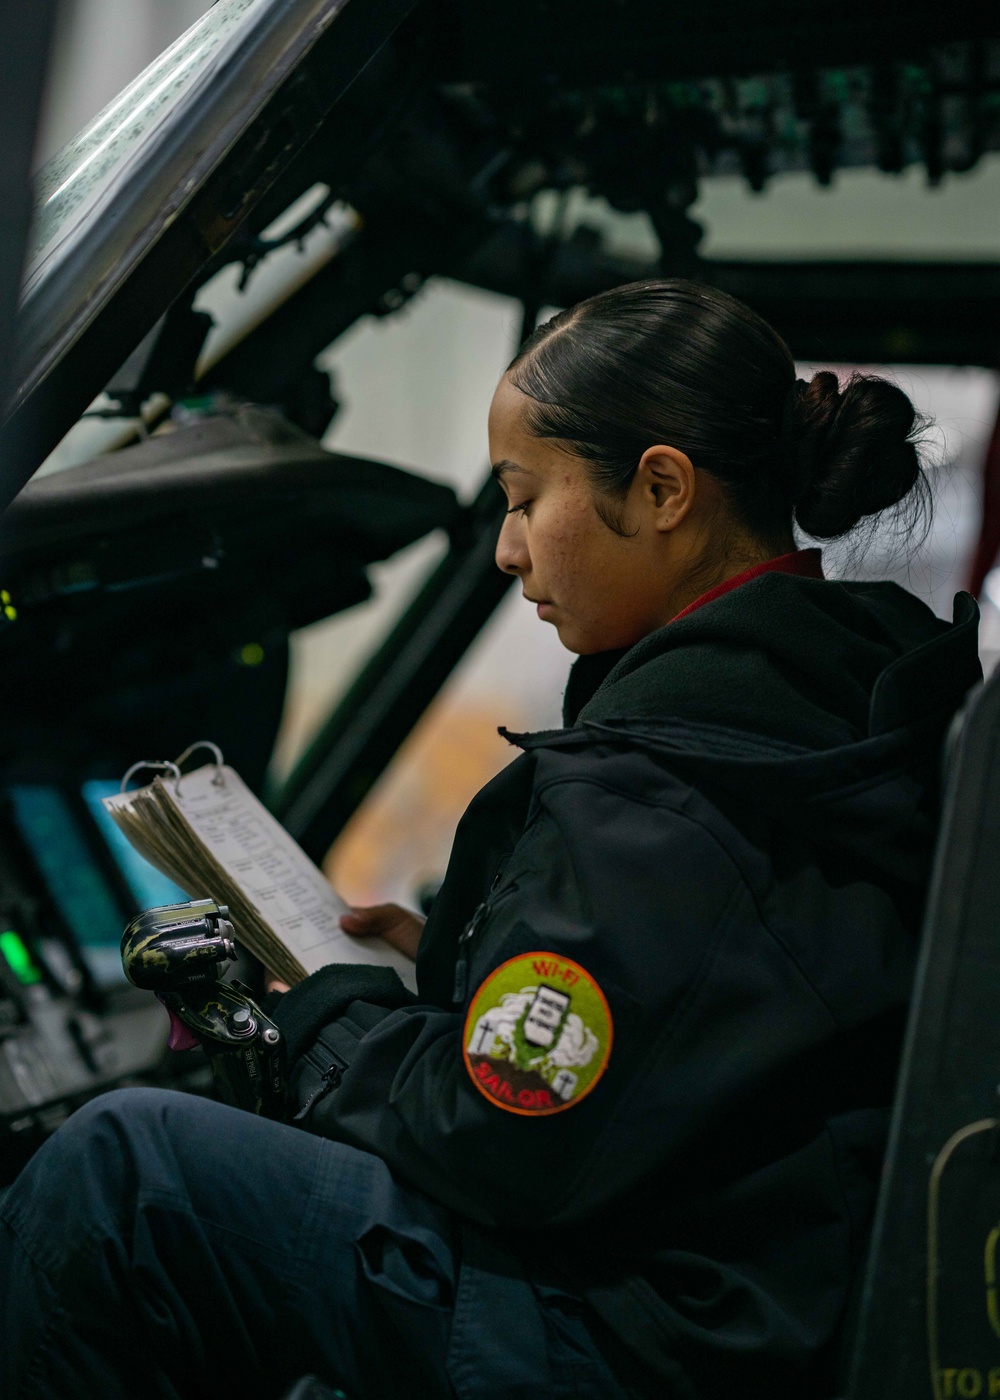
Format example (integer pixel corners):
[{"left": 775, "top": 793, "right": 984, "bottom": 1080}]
[{"left": 25, "top": 0, "right": 269, "bottom": 296}]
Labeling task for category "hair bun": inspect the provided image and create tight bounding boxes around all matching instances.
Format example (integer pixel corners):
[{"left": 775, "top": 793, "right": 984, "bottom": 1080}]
[{"left": 780, "top": 370, "right": 924, "bottom": 539}]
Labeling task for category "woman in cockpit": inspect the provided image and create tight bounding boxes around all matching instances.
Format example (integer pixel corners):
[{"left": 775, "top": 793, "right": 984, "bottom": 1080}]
[{"left": 0, "top": 280, "right": 981, "bottom": 1400}]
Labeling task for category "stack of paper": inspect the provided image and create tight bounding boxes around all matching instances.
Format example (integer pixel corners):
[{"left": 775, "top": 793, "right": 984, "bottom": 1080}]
[{"left": 103, "top": 762, "right": 417, "bottom": 992}]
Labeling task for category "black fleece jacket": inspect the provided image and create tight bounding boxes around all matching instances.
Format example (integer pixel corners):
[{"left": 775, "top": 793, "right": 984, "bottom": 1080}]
[{"left": 270, "top": 574, "right": 981, "bottom": 1399}]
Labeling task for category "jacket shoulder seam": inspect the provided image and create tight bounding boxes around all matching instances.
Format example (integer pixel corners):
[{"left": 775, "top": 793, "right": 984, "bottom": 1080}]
[{"left": 531, "top": 770, "right": 843, "bottom": 1030}]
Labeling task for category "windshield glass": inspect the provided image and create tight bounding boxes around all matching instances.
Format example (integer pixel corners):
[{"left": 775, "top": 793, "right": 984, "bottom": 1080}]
[{"left": 25, "top": 0, "right": 270, "bottom": 295}]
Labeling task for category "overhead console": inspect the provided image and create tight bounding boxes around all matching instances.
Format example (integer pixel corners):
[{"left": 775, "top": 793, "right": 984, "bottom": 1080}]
[{"left": 0, "top": 405, "right": 457, "bottom": 785}]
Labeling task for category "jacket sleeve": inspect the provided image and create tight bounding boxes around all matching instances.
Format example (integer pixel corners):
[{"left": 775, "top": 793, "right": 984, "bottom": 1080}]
[{"left": 272, "top": 769, "right": 834, "bottom": 1229}]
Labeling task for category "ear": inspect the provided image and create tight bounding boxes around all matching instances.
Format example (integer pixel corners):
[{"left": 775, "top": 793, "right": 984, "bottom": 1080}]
[{"left": 634, "top": 445, "right": 696, "bottom": 533}]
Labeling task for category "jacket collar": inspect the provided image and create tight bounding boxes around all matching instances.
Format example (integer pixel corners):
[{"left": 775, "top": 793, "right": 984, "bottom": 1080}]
[
  {"left": 671, "top": 547, "right": 824, "bottom": 622},
  {"left": 560, "top": 574, "right": 980, "bottom": 748},
  {"left": 563, "top": 550, "right": 824, "bottom": 725}
]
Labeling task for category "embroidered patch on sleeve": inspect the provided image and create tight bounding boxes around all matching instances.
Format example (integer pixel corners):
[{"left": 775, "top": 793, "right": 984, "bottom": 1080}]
[{"left": 463, "top": 952, "right": 613, "bottom": 1115}]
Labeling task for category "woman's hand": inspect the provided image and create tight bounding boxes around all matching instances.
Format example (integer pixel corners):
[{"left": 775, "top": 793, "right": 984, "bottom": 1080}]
[
  {"left": 340, "top": 904, "right": 425, "bottom": 962},
  {"left": 263, "top": 904, "right": 425, "bottom": 995}
]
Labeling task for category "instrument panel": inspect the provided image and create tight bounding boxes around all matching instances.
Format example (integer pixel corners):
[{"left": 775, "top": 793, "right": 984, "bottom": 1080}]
[{"left": 0, "top": 773, "right": 187, "bottom": 1181}]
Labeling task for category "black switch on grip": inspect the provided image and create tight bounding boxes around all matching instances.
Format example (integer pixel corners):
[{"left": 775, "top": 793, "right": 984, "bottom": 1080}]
[{"left": 121, "top": 899, "right": 285, "bottom": 1119}]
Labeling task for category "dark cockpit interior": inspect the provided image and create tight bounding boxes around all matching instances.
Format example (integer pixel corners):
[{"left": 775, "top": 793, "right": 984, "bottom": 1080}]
[{"left": 2, "top": 1, "right": 1000, "bottom": 1391}]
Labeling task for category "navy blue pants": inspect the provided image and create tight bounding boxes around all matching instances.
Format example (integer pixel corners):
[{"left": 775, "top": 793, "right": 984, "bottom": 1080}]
[{"left": 0, "top": 1089, "right": 630, "bottom": 1400}]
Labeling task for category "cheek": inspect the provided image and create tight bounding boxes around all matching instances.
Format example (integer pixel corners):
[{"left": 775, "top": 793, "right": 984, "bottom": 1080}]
[
  {"left": 535, "top": 497, "right": 624, "bottom": 595},
  {"left": 533, "top": 500, "right": 595, "bottom": 578}
]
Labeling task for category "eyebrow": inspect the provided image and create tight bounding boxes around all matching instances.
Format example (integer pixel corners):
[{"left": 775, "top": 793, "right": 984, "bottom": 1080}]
[{"left": 490, "top": 460, "right": 533, "bottom": 482}]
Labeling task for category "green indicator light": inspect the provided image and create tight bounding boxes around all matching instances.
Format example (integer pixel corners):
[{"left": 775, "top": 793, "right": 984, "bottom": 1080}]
[
  {"left": 0, "top": 930, "right": 42, "bottom": 985},
  {"left": 239, "top": 642, "right": 265, "bottom": 666},
  {"left": 4, "top": 606, "right": 16, "bottom": 621}
]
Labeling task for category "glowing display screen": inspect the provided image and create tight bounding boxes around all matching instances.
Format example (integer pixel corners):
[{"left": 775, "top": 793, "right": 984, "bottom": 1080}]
[
  {"left": 0, "top": 930, "right": 42, "bottom": 985},
  {"left": 6, "top": 785, "right": 125, "bottom": 987},
  {"left": 82, "top": 779, "right": 186, "bottom": 910}
]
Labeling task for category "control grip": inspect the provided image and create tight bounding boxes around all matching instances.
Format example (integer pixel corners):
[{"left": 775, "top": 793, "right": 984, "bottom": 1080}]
[{"left": 162, "top": 980, "right": 286, "bottom": 1119}]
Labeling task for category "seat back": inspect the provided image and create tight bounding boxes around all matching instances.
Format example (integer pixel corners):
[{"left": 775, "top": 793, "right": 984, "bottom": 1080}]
[{"left": 847, "top": 667, "right": 1000, "bottom": 1398}]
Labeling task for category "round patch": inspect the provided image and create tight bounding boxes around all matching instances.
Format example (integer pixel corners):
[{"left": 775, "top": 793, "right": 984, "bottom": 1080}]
[{"left": 462, "top": 952, "right": 613, "bottom": 1116}]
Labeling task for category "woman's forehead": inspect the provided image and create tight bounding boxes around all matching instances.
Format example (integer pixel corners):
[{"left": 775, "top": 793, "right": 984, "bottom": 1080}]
[
  {"left": 489, "top": 377, "right": 541, "bottom": 457},
  {"left": 488, "top": 373, "right": 527, "bottom": 429}
]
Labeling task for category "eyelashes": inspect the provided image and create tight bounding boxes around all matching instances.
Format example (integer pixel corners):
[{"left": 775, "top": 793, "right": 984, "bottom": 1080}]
[{"left": 506, "top": 502, "right": 530, "bottom": 516}]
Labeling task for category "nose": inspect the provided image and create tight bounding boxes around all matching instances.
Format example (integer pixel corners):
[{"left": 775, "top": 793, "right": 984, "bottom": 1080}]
[{"left": 495, "top": 511, "right": 529, "bottom": 576}]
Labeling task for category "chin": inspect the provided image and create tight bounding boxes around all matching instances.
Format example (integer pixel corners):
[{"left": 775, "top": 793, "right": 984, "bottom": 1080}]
[
  {"left": 549, "top": 612, "right": 634, "bottom": 655},
  {"left": 556, "top": 627, "right": 607, "bottom": 656},
  {"left": 558, "top": 619, "right": 652, "bottom": 655}
]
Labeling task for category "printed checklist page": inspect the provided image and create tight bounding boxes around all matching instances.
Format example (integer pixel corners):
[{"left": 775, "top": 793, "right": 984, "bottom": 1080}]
[{"left": 166, "top": 765, "right": 417, "bottom": 991}]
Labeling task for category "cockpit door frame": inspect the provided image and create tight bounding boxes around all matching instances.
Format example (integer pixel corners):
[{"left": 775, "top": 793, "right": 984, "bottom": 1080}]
[{"left": 0, "top": 0, "right": 420, "bottom": 516}]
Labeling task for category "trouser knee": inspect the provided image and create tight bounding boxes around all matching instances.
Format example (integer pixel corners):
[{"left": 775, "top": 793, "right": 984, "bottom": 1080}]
[
  {"left": 48, "top": 1085, "right": 178, "bottom": 1166},
  {"left": 6, "top": 1087, "right": 185, "bottom": 1231}
]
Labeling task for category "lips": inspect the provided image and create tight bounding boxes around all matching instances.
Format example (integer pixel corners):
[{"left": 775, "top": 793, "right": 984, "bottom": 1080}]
[{"left": 523, "top": 593, "right": 555, "bottom": 619}]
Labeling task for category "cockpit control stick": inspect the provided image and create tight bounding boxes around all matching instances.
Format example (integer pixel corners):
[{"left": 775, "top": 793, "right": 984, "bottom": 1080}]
[{"left": 121, "top": 899, "right": 285, "bottom": 1118}]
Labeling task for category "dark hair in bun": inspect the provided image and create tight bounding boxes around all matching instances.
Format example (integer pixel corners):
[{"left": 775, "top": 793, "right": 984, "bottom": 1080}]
[
  {"left": 508, "top": 279, "right": 929, "bottom": 548},
  {"left": 780, "top": 371, "right": 926, "bottom": 539}
]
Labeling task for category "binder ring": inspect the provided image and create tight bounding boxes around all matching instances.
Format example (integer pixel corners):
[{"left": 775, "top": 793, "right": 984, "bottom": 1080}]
[
  {"left": 120, "top": 759, "right": 182, "bottom": 794},
  {"left": 172, "top": 741, "right": 226, "bottom": 794}
]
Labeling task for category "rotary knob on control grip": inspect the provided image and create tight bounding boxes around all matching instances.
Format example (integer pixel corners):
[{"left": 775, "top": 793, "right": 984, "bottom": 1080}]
[{"left": 228, "top": 1006, "right": 255, "bottom": 1036}]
